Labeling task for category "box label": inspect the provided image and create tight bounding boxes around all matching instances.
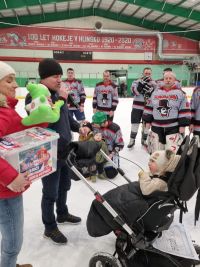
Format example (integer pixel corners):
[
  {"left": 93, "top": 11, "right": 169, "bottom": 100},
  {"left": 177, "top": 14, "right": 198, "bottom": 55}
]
[
  {"left": 0, "top": 137, "right": 21, "bottom": 150},
  {"left": 19, "top": 141, "right": 53, "bottom": 181},
  {"left": 26, "top": 127, "right": 52, "bottom": 140}
]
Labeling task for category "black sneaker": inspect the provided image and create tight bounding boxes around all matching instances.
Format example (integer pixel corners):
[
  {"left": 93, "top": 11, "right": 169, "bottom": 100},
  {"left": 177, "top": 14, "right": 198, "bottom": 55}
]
[
  {"left": 57, "top": 213, "right": 82, "bottom": 225},
  {"left": 44, "top": 228, "right": 67, "bottom": 245}
]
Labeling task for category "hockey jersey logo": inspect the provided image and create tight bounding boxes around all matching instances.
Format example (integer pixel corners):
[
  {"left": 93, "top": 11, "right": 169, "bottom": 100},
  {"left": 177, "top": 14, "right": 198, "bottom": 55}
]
[
  {"left": 102, "top": 93, "right": 108, "bottom": 105},
  {"left": 157, "top": 99, "right": 171, "bottom": 117}
]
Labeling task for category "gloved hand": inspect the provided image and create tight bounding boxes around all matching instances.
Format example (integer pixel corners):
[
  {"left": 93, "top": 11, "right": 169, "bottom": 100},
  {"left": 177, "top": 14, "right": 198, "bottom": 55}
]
[
  {"left": 137, "top": 76, "right": 151, "bottom": 93},
  {"left": 142, "top": 84, "right": 154, "bottom": 98},
  {"left": 137, "top": 81, "right": 145, "bottom": 93},
  {"left": 142, "top": 76, "right": 151, "bottom": 83}
]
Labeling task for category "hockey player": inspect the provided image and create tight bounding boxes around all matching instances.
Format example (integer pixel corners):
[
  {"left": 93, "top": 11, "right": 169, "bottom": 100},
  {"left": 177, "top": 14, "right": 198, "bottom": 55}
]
[
  {"left": 63, "top": 68, "right": 86, "bottom": 122},
  {"left": 156, "top": 67, "right": 181, "bottom": 88},
  {"left": 143, "top": 71, "right": 191, "bottom": 154},
  {"left": 92, "top": 70, "right": 118, "bottom": 121},
  {"left": 127, "top": 67, "right": 157, "bottom": 148}
]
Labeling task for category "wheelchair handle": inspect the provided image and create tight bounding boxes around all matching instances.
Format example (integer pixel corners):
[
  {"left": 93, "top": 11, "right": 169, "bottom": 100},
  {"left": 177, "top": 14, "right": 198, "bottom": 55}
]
[{"left": 100, "top": 149, "right": 131, "bottom": 183}]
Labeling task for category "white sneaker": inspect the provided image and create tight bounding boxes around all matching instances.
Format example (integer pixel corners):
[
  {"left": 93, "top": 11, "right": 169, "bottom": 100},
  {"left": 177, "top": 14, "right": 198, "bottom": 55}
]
[{"left": 127, "top": 139, "right": 135, "bottom": 148}]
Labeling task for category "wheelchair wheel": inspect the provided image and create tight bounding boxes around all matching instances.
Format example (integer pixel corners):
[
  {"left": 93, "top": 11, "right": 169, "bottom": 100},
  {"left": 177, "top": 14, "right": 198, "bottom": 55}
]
[{"left": 89, "top": 252, "right": 122, "bottom": 267}]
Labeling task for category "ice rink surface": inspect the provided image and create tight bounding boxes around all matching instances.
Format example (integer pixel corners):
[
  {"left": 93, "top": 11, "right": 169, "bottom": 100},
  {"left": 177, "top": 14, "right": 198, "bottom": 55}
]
[{"left": 11, "top": 95, "right": 200, "bottom": 267}]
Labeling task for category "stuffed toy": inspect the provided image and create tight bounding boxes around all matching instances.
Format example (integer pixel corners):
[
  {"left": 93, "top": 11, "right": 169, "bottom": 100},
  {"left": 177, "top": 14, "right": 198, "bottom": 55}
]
[{"left": 22, "top": 83, "right": 64, "bottom": 126}]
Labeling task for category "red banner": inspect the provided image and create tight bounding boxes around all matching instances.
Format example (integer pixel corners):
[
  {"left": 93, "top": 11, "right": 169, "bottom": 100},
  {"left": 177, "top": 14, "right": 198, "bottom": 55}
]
[{"left": 0, "top": 27, "right": 198, "bottom": 54}]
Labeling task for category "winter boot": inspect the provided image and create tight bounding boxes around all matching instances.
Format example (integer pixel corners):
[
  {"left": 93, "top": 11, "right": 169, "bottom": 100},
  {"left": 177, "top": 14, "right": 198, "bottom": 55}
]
[
  {"left": 141, "top": 133, "right": 148, "bottom": 146},
  {"left": 127, "top": 138, "right": 135, "bottom": 148},
  {"left": 57, "top": 213, "right": 81, "bottom": 225},
  {"left": 43, "top": 228, "right": 67, "bottom": 245},
  {"left": 16, "top": 264, "right": 33, "bottom": 267},
  {"left": 98, "top": 172, "right": 107, "bottom": 180},
  {"left": 90, "top": 175, "right": 97, "bottom": 182}
]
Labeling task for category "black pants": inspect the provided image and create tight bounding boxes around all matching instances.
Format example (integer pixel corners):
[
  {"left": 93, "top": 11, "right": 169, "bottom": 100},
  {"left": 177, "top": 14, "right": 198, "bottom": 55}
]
[
  {"left": 41, "top": 159, "right": 71, "bottom": 230},
  {"left": 152, "top": 126, "right": 179, "bottom": 144},
  {"left": 131, "top": 108, "right": 143, "bottom": 124}
]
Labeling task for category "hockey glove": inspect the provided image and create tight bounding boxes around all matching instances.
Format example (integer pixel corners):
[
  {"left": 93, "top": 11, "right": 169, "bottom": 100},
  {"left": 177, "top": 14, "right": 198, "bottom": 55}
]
[
  {"left": 137, "top": 76, "right": 151, "bottom": 93},
  {"left": 143, "top": 84, "right": 154, "bottom": 98},
  {"left": 137, "top": 81, "right": 145, "bottom": 93},
  {"left": 142, "top": 76, "right": 151, "bottom": 83}
]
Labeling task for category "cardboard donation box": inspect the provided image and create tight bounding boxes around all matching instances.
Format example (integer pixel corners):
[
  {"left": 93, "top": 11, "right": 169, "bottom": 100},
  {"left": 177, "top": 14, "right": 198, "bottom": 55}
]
[{"left": 0, "top": 127, "right": 59, "bottom": 181}]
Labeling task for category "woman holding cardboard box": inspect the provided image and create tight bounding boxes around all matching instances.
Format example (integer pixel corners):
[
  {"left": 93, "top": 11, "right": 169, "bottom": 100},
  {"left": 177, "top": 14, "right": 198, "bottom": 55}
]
[{"left": 0, "top": 61, "right": 37, "bottom": 267}]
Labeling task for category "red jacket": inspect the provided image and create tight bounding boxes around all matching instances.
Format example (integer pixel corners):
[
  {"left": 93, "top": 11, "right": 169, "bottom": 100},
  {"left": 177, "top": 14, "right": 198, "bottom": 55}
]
[{"left": 0, "top": 95, "right": 47, "bottom": 199}]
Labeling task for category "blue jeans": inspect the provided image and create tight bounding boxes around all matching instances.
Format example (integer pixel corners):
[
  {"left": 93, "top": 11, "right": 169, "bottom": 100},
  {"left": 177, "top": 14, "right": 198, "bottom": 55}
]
[
  {"left": 69, "top": 109, "right": 85, "bottom": 121},
  {"left": 41, "top": 160, "right": 71, "bottom": 231},
  {"left": 0, "top": 195, "right": 24, "bottom": 267}
]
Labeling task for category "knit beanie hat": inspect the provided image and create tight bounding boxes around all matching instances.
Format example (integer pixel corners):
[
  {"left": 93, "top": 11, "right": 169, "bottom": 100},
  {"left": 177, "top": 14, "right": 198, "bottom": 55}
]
[
  {"left": 92, "top": 112, "right": 107, "bottom": 125},
  {"left": 0, "top": 61, "right": 16, "bottom": 80},
  {"left": 150, "top": 149, "right": 181, "bottom": 175},
  {"left": 38, "top": 58, "right": 63, "bottom": 79},
  {"left": 81, "top": 121, "right": 93, "bottom": 132}
]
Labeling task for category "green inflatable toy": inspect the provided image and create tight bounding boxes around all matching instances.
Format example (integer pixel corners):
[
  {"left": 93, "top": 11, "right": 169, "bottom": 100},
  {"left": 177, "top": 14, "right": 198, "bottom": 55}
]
[{"left": 22, "top": 83, "right": 64, "bottom": 126}]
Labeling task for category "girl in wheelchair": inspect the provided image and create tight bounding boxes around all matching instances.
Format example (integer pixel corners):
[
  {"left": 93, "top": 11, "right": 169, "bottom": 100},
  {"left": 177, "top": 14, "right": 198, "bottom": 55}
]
[
  {"left": 139, "top": 149, "right": 180, "bottom": 195},
  {"left": 87, "top": 148, "right": 181, "bottom": 238}
]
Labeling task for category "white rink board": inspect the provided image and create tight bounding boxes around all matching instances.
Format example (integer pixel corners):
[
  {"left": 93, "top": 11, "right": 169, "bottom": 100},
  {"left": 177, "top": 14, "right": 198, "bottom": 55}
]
[{"left": 16, "top": 86, "right": 195, "bottom": 99}]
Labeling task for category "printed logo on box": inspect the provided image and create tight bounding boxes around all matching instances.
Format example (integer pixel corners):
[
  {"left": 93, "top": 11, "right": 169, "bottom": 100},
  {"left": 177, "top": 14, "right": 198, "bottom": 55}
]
[
  {"left": 19, "top": 141, "right": 53, "bottom": 181},
  {"left": 0, "top": 137, "right": 21, "bottom": 150},
  {"left": 26, "top": 127, "right": 52, "bottom": 140}
]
